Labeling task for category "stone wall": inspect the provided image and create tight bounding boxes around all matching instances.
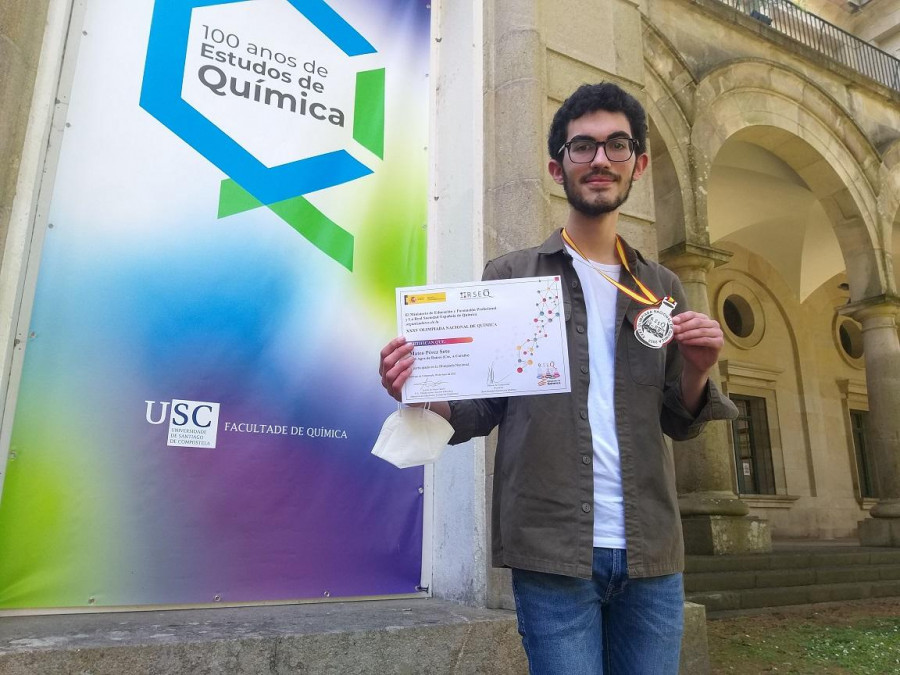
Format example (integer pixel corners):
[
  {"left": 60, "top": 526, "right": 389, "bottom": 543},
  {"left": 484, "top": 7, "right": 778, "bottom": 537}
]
[
  {"left": 641, "top": 0, "right": 898, "bottom": 539},
  {"left": 711, "top": 247, "right": 873, "bottom": 538},
  {"left": 0, "top": 0, "right": 52, "bottom": 260},
  {"left": 851, "top": 0, "right": 900, "bottom": 56}
]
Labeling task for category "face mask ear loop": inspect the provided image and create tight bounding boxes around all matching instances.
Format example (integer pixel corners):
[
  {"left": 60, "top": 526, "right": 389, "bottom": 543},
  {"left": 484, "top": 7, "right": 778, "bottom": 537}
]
[{"left": 424, "top": 401, "right": 432, "bottom": 412}]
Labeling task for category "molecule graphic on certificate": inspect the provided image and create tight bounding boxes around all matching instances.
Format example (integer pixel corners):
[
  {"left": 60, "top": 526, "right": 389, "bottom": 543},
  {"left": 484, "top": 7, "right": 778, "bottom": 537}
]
[
  {"left": 515, "top": 279, "right": 561, "bottom": 381},
  {"left": 486, "top": 277, "right": 564, "bottom": 388}
]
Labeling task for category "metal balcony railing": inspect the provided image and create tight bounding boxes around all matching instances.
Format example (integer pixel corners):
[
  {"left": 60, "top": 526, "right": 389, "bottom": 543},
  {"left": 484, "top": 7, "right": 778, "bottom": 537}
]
[{"left": 717, "top": 0, "right": 900, "bottom": 93}]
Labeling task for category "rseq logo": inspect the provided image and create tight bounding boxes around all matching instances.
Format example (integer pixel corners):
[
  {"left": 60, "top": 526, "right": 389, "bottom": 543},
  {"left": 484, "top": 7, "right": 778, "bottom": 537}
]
[{"left": 145, "top": 399, "right": 221, "bottom": 448}]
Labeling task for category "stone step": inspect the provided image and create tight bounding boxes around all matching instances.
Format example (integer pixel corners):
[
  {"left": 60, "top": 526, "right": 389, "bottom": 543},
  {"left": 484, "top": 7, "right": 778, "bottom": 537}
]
[
  {"left": 0, "top": 598, "right": 711, "bottom": 675},
  {"left": 685, "top": 548, "right": 900, "bottom": 574},
  {"left": 684, "top": 563, "right": 900, "bottom": 593},
  {"left": 0, "top": 599, "right": 527, "bottom": 675},
  {"left": 686, "top": 578, "right": 900, "bottom": 613}
]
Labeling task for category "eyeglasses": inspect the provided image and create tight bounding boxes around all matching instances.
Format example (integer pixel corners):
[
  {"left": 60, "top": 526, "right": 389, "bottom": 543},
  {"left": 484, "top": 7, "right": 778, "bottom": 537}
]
[{"left": 558, "top": 137, "right": 638, "bottom": 163}]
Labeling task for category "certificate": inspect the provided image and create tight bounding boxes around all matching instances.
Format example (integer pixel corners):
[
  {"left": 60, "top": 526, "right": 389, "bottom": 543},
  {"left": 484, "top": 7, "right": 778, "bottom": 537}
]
[{"left": 398, "top": 276, "right": 571, "bottom": 402}]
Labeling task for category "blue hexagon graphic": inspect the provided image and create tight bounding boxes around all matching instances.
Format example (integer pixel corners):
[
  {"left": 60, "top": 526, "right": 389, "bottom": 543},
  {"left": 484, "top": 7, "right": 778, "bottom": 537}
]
[{"left": 140, "top": 0, "right": 382, "bottom": 270}]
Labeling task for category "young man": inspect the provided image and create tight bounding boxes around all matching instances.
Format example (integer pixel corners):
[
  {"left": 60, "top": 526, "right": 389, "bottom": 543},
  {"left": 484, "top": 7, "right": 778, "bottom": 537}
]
[{"left": 379, "top": 83, "right": 738, "bottom": 674}]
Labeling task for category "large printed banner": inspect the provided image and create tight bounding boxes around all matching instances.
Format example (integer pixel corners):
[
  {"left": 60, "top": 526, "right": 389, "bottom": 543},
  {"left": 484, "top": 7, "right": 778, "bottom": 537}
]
[{"left": 0, "top": 0, "right": 429, "bottom": 609}]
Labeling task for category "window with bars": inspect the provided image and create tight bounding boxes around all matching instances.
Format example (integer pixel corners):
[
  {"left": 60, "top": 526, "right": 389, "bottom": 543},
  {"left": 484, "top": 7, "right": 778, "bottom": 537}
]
[
  {"left": 850, "top": 409, "right": 877, "bottom": 499},
  {"left": 731, "top": 395, "right": 776, "bottom": 495}
]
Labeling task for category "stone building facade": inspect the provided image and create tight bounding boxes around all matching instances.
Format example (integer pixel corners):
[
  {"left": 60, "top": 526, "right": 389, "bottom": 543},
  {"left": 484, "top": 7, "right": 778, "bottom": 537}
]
[
  {"left": 478, "top": 0, "right": 900, "bottom": 564},
  {"left": 1, "top": 0, "right": 899, "bottom": 612}
]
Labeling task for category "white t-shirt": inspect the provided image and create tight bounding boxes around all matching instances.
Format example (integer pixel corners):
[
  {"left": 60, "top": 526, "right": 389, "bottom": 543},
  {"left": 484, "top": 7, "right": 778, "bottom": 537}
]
[{"left": 565, "top": 245, "right": 626, "bottom": 549}]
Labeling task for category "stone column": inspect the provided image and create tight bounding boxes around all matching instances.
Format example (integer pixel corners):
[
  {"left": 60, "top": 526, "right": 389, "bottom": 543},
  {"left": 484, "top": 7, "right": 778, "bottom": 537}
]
[
  {"left": 483, "top": 0, "right": 546, "bottom": 611},
  {"left": 0, "top": 0, "right": 52, "bottom": 249},
  {"left": 841, "top": 296, "right": 900, "bottom": 545},
  {"left": 660, "top": 243, "right": 772, "bottom": 554},
  {"left": 483, "top": 0, "right": 548, "bottom": 258}
]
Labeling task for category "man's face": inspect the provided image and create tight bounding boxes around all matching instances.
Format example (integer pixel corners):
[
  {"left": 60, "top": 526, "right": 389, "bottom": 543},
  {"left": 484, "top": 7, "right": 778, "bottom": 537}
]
[{"left": 549, "top": 110, "right": 648, "bottom": 217}]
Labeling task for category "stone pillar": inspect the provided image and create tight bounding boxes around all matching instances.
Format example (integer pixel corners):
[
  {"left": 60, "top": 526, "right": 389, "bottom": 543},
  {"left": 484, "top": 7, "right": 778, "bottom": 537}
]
[
  {"left": 841, "top": 296, "right": 900, "bottom": 546},
  {"left": 660, "top": 243, "right": 772, "bottom": 555},
  {"left": 483, "top": 0, "right": 546, "bottom": 611},
  {"left": 483, "top": 0, "right": 548, "bottom": 259}
]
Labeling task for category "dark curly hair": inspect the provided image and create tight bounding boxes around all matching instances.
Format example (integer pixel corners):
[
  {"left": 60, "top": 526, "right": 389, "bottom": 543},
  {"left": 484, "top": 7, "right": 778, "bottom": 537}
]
[{"left": 547, "top": 83, "right": 648, "bottom": 160}]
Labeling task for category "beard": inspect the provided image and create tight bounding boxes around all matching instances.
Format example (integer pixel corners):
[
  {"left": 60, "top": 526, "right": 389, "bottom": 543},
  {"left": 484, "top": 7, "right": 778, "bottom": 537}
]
[{"left": 562, "top": 166, "right": 635, "bottom": 217}]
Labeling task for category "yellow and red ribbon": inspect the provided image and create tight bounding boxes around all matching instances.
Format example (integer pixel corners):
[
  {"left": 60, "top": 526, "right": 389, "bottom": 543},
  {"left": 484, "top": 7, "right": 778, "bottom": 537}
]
[{"left": 561, "top": 229, "right": 674, "bottom": 308}]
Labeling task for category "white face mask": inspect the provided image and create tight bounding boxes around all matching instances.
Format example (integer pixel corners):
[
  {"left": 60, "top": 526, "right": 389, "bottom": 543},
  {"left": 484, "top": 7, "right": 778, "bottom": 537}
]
[{"left": 371, "top": 404, "right": 454, "bottom": 468}]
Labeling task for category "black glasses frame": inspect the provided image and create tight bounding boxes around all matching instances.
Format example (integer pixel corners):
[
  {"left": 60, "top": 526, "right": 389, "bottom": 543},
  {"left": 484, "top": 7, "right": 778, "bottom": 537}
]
[{"left": 558, "top": 137, "right": 639, "bottom": 163}]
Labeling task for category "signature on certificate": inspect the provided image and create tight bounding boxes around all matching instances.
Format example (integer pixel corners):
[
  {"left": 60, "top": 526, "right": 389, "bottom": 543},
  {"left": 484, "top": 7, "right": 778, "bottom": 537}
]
[{"left": 414, "top": 377, "right": 449, "bottom": 395}]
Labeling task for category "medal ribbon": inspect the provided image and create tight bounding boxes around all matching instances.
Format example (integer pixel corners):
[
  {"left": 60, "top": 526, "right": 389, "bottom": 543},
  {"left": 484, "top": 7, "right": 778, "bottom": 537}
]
[{"left": 561, "top": 229, "right": 674, "bottom": 307}]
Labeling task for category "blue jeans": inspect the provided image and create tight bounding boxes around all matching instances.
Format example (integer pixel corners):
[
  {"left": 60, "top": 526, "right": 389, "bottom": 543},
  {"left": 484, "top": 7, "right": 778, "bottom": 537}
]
[{"left": 511, "top": 548, "right": 683, "bottom": 675}]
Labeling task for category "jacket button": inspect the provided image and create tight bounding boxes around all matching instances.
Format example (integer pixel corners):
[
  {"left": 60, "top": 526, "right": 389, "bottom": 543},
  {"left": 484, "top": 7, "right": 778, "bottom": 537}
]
[
  {"left": 581, "top": 503, "right": 592, "bottom": 513},
  {"left": 571, "top": 280, "right": 579, "bottom": 289},
  {"left": 580, "top": 410, "right": 588, "bottom": 420},
  {"left": 582, "top": 455, "right": 591, "bottom": 465},
  {"left": 580, "top": 365, "right": 588, "bottom": 374},
  {"left": 576, "top": 325, "right": 585, "bottom": 334}
]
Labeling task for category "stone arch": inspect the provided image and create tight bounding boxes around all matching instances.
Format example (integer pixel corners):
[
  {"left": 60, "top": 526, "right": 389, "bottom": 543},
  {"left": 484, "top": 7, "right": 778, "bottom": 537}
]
[
  {"left": 692, "top": 59, "right": 886, "bottom": 301},
  {"left": 883, "top": 139, "right": 900, "bottom": 222},
  {"left": 642, "top": 22, "right": 698, "bottom": 248},
  {"left": 882, "top": 140, "right": 900, "bottom": 294}
]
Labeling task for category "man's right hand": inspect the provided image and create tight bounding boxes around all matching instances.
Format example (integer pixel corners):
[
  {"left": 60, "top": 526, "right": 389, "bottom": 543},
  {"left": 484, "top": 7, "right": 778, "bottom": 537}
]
[
  {"left": 379, "top": 337, "right": 453, "bottom": 422},
  {"left": 379, "top": 336, "right": 416, "bottom": 402}
]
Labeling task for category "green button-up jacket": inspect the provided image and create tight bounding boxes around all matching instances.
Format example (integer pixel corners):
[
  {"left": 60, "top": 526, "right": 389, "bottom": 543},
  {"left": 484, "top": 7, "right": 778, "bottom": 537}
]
[{"left": 448, "top": 229, "right": 738, "bottom": 579}]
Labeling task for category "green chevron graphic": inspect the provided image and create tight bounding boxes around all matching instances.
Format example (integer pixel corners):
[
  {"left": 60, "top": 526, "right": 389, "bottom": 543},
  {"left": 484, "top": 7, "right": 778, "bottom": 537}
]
[{"left": 218, "top": 179, "right": 354, "bottom": 270}]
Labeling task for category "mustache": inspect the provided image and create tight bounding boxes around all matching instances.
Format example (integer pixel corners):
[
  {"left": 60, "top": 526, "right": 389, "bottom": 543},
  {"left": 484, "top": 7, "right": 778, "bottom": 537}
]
[{"left": 581, "top": 169, "right": 619, "bottom": 183}]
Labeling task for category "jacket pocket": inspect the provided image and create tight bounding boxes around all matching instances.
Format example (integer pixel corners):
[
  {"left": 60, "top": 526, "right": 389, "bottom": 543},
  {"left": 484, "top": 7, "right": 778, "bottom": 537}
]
[{"left": 625, "top": 304, "right": 666, "bottom": 388}]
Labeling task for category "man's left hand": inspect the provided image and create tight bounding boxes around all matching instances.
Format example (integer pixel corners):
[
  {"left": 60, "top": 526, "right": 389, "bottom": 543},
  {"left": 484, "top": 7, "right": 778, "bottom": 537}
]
[{"left": 671, "top": 310, "right": 724, "bottom": 377}]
